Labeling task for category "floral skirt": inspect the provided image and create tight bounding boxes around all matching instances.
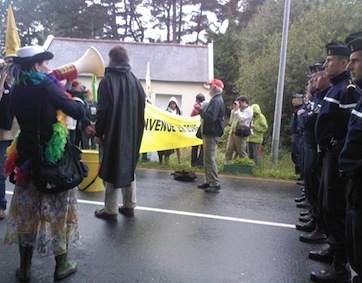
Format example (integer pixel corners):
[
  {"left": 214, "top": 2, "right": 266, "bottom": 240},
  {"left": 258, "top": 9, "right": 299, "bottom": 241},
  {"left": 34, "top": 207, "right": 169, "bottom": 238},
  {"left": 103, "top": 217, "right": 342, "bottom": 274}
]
[{"left": 4, "top": 181, "right": 80, "bottom": 256}]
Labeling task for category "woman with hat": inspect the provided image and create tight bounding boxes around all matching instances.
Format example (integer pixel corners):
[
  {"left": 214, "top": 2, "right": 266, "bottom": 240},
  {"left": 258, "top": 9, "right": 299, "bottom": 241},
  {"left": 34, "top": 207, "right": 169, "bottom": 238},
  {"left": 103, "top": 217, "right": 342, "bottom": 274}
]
[{"left": 4, "top": 46, "right": 86, "bottom": 282}]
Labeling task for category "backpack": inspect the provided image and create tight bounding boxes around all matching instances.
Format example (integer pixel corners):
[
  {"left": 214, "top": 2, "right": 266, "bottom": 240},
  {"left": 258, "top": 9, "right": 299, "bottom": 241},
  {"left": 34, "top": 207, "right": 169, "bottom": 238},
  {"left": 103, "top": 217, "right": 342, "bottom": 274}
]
[{"left": 171, "top": 170, "right": 197, "bottom": 182}]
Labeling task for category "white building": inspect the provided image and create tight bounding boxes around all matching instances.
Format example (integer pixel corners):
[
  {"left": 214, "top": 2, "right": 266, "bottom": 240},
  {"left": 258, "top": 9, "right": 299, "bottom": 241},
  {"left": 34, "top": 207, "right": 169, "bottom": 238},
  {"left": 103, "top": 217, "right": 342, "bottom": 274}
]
[{"left": 44, "top": 36, "right": 213, "bottom": 115}]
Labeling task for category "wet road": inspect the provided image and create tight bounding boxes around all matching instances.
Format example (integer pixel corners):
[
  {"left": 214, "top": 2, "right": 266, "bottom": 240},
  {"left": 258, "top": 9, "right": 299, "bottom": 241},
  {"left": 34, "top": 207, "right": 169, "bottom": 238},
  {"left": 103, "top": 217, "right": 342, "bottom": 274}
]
[{"left": 0, "top": 168, "right": 335, "bottom": 282}]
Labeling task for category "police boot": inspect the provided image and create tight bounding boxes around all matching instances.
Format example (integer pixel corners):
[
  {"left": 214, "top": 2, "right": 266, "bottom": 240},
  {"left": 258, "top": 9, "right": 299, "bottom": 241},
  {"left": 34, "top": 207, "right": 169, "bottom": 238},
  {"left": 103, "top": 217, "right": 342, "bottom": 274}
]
[
  {"left": 16, "top": 245, "right": 33, "bottom": 282},
  {"left": 310, "top": 256, "right": 351, "bottom": 283},
  {"left": 54, "top": 252, "right": 77, "bottom": 281}
]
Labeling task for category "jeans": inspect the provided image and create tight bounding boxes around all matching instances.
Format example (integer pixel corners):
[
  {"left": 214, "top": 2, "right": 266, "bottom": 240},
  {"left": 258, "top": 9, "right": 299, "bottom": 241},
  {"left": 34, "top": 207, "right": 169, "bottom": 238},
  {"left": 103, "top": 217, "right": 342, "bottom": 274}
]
[{"left": 0, "top": 140, "right": 11, "bottom": 210}]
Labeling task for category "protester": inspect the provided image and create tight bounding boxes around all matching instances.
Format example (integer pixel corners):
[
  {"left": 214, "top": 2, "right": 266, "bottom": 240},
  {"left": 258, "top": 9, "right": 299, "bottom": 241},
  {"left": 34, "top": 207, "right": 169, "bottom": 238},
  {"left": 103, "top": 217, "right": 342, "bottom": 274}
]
[
  {"left": 190, "top": 93, "right": 205, "bottom": 167},
  {"left": 95, "top": 45, "right": 145, "bottom": 220},
  {"left": 339, "top": 32, "right": 362, "bottom": 283},
  {"left": 4, "top": 45, "right": 86, "bottom": 281},
  {"left": 247, "top": 104, "right": 268, "bottom": 166},
  {"left": 310, "top": 41, "right": 359, "bottom": 283},
  {"left": 225, "top": 95, "right": 253, "bottom": 161},
  {"left": 197, "top": 79, "right": 225, "bottom": 193},
  {"left": 80, "top": 90, "right": 97, "bottom": 150},
  {"left": 0, "top": 58, "right": 19, "bottom": 220},
  {"left": 158, "top": 97, "right": 182, "bottom": 165}
]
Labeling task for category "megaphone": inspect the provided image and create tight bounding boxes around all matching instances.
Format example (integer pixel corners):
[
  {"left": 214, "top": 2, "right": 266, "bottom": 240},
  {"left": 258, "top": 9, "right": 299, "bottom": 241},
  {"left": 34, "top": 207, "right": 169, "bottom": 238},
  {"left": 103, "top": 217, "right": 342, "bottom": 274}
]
[{"left": 52, "top": 46, "right": 104, "bottom": 81}]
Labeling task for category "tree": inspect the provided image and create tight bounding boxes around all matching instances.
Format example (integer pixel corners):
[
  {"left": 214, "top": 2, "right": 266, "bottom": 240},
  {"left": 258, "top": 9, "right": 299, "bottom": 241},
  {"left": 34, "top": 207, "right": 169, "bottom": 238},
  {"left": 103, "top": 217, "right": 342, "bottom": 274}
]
[{"left": 235, "top": 0, "right": 362, "bottom": 147}]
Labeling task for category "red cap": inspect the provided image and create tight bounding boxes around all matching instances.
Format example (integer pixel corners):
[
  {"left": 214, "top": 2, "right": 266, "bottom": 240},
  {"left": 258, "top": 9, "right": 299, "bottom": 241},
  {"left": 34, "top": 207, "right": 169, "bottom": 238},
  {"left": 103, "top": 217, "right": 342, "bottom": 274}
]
[{"left": 206, "top": 79, "right": 224, "bottom": 88}]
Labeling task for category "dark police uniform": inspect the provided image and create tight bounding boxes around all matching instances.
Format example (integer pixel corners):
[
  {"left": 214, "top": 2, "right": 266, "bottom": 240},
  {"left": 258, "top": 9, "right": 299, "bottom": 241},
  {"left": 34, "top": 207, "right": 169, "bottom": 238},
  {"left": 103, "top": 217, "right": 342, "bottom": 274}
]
[
  {"left": 313, "top": 42, "right": 359, "bottom": 281},
  {"left": 339, "top": 32, "right": 362, "bottom": 283},
  {"left": 300, "top": 85, "right": 329, "bottom": 229},
  {"left": 290, "top": 94, "right": 305, "bottom": 177}
]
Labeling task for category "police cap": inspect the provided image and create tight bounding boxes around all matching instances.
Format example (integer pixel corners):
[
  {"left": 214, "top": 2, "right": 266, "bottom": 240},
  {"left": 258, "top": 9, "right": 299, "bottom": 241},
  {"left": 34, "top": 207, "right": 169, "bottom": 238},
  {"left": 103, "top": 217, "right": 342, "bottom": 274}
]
[
  {"left": 325, "top": 41, "right": 350, "bottom": 57},
  {"left": 309, "top": 62, "right": 325, "bottom": 73},
  {"left": 292, "top": 93, "right": 304, "bottom": 99},
  {"left": 345, "top": 31, "right": 362, "bottom": 53}
]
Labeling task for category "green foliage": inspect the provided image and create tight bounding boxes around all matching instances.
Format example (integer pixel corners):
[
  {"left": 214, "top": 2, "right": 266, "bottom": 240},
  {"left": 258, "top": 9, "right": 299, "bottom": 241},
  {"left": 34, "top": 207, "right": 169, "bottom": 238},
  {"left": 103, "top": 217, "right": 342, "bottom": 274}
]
[
  {"left": 234, "top": 0, "right": 362, "bottom": 147},
  {"left": 229, "top": 157, "right": 255, "bottom": 166}
]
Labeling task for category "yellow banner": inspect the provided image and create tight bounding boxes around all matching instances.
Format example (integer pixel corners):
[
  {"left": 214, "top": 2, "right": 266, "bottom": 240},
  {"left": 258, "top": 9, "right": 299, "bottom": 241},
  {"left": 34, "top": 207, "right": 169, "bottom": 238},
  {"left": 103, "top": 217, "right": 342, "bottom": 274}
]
[{"left": 140, "top": 103, "right": 202, "bottom": 153}]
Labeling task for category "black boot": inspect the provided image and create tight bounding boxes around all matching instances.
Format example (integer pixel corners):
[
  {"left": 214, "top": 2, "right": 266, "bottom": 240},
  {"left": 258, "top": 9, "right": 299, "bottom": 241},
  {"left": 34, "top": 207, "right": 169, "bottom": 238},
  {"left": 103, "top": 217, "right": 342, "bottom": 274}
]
[
  {"left": 54, "top": 252, "right": 77, "bottom": 281},
  {"left": 296, "top": 218, "right": 316, "bottom": 232},
  {"left": 300, "top": 224, "right": 327, "bottom": 243},
  {"left": 310, "top": 257, "right": 351, "bottom": 282},
  {"left": 16, "top": 245, "right": 33, "bottom": 282}
]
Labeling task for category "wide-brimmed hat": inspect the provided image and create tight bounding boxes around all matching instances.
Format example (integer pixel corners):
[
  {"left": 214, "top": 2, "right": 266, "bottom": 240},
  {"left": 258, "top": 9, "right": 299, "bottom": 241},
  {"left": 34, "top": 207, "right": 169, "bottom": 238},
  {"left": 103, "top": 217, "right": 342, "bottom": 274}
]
[{"left": 13, "top": 46, "right": 54, "bottom": 67}]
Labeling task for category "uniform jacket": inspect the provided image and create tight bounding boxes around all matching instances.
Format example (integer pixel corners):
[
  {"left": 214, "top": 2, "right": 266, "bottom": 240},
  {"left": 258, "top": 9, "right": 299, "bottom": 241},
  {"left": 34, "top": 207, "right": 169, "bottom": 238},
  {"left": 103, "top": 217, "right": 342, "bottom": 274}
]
[
  {"left": 248, "top": 104, "right": 268, "bottom": 144},
  {"left": 96, "top": 63, "right": 145, "bottom": 188},
  {"left": 300, "top": 88, "right": 329, "bottom": 147},
  {"left": 315, "top": 71, "right": 359, "bottom": 147},
  {"left": 200, "top": 93, "right": 225, "bottom": 137},
  {"left": 339, "top": 85, "right": 362, "bottom": 174}
]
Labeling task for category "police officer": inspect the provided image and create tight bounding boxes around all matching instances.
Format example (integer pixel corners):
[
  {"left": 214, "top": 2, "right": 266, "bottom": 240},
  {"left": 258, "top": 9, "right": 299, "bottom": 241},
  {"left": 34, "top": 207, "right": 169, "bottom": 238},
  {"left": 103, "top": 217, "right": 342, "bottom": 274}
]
[
  {"left": 297, "top": 63, "right": 332, "bottom": 242},
  {"left": 311, "top": 42, "right": 359, "bottom": 283},
  {"left": 339, "top": 32, "right": 362, "bottom": 283},
  {"left": 290, "top": 93, "right": 305, "bottom": 181}
]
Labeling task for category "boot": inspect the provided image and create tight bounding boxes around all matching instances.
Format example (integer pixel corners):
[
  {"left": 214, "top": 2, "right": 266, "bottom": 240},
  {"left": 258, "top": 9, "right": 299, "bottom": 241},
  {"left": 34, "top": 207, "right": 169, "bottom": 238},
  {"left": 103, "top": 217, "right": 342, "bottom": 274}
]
[
  {"left": 54, "top": 253, "right": 77, "bottom": 281},
  {"left": 16, "top": 245, "right": 33, "bottom": 282},
  {"left": 310, "top": 256, "right": 351, "bottom": 283}
]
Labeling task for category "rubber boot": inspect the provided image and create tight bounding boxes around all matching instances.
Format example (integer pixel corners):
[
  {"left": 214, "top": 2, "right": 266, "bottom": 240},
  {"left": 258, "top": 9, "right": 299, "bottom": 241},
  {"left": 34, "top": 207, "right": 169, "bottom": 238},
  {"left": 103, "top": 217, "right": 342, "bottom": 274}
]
[
  {"left": 16, "top": 245, "right": 33, "bottom": 282},
  {"left": 54, "top": 253, "right": 77, "bottom": 281}
]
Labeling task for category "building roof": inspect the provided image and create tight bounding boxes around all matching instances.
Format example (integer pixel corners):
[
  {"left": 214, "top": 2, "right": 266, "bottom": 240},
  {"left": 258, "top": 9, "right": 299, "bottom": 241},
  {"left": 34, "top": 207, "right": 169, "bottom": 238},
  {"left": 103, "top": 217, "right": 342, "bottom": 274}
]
[{"left": 44, "top": 36, "right": 210, "bottom": 83}]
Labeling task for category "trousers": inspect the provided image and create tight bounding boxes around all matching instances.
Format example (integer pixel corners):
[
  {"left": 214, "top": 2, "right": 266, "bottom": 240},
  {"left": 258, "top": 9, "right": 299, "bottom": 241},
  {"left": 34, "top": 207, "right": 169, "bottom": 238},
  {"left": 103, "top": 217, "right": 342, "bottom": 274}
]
[{"left": 104, "top": 178, "right": 137, "bottom": 215}]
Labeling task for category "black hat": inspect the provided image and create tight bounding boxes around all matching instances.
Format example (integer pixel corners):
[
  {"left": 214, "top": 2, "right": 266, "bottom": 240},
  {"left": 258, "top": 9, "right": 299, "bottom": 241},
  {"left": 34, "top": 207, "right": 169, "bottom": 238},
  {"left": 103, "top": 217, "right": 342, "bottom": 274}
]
[
  {"left": 309, "top": 62, "right": 325, "bottom": 73},
  {"left": 325, "top": 41, "right": 350, "bottom": 57},
  {"left": 292, "top": 93, "right": 304, "bottom": 99},
  {"left": 13, "top": 46, "right": 54, "bottom": 67},
  {"left": 345, "top": 31, "right": 362, "bottom": 53}
]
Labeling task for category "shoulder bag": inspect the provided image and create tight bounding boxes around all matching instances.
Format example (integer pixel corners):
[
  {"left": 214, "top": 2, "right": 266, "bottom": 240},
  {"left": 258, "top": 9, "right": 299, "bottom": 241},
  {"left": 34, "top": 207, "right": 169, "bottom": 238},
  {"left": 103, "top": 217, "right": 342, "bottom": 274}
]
[{"left": 32, "top": 93, "right": 88, "bottom": 194}]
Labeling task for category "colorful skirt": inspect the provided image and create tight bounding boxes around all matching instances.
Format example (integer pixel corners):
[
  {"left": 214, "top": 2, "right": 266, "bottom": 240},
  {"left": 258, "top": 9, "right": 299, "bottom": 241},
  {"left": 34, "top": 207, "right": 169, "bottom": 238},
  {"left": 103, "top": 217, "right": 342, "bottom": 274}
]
[{"left": 4, "top": 181, "right": 80, "bottom": 256}]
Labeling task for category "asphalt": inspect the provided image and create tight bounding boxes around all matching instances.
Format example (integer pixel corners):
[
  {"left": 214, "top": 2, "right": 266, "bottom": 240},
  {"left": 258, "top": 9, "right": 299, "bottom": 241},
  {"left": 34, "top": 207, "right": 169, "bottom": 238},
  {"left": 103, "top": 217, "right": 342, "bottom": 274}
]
[{"left": 0, "top": 168, "right": 346, "bottom": 283}]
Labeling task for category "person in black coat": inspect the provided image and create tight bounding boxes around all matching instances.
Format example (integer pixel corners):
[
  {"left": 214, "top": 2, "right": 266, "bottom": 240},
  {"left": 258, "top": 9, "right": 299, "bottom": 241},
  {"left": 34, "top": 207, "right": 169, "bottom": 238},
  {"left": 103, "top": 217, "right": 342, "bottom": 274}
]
[{"left": 95, "top": 45, "right": 145, "bottom": 219}]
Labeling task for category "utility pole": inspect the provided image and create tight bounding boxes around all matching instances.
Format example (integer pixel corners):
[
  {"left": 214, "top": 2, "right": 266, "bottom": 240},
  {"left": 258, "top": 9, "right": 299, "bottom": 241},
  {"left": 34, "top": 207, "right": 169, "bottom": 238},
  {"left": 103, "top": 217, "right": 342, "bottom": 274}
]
[{"left": 271, "top": 0, "right": 291, "bottom": 163}]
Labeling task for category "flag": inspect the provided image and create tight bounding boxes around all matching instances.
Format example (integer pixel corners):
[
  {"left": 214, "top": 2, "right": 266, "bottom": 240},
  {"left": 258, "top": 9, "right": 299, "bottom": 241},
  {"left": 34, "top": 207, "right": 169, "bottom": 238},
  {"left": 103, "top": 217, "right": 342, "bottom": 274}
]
[
  {"left": 145, "top": 61, "right": 153, "bottom": 103},
  {"left": 5, "top": 5, "right": 21, "bottom": 57}
]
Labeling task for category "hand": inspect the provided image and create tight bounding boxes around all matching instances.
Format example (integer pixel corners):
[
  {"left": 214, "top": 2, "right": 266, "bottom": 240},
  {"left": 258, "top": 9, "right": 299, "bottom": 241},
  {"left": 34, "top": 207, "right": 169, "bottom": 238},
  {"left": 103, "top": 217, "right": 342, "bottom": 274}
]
[
  {"left": 297, "top": 109, "right": 305, "bottom": 116},
  {"left": 233, "top": 101, "right": 240, "bottom": 111},
  {"left": 95, "top": 137, "right": 103, "bottom": 145},
  {"left": 194, "top": 103, "right": 201, "bottom": 110}
]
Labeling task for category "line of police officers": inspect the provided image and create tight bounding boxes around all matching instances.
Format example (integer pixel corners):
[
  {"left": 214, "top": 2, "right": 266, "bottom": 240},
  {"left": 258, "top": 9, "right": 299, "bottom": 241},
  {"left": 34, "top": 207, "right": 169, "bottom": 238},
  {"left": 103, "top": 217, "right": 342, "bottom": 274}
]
[{"left": 292, "top": 32, "right": 362, "bottom": 283}]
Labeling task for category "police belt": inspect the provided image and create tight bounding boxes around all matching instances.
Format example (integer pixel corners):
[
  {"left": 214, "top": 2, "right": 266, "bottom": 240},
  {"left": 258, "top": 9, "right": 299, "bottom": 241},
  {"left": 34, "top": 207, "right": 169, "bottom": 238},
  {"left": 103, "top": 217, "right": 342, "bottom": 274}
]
[{"left": 319, "top": 139, "right": 344, "bottom": 153}]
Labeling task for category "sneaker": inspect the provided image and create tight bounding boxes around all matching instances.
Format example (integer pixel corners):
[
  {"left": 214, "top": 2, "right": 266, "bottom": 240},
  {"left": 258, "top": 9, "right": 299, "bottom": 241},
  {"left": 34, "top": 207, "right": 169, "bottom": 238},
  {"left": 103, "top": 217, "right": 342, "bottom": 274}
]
[
  {"left": 95, "top": 208, "right": 117, "bottom": 220},
  {"left": 118, "top": 206, "right": 135, "bottom": 217},
  {"left": 205, "top": 186, "right": 221, "bottom": 193},
  {"left": 0, "top": 209, "right": 5, "bottom": 220}
]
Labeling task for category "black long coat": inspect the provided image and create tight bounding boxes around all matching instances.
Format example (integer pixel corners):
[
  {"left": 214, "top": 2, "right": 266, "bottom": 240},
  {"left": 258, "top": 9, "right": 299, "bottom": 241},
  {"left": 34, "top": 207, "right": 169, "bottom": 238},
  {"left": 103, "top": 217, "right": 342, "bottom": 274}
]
[{"left": 96, "top": 63, "right": 145, "bottom": 188}]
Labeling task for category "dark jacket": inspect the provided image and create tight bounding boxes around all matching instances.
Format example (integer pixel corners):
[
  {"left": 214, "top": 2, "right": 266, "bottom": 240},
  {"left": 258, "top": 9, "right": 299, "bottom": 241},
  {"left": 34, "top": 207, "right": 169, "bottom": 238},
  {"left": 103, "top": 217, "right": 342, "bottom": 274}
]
[
  {"left": 315, "top": 71, "right": 359, "bottom": 147},
  {"left": 96, "top": 63, "right": 145, "bottom": 187},
  {"left": 339, "top": 85, "right": 362, "bottom": 174},
  {"left": 200, "top": 93, "right": 225, "bottom": 137},
  {"left": 11, "top": 78, "right": 86, "bottom": 166}
]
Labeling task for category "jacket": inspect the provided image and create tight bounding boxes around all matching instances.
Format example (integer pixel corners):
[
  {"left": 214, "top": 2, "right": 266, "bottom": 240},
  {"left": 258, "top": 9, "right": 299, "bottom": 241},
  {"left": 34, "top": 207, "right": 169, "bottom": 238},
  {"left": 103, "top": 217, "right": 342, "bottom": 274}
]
[
  {"left": 248, "top": 104, "right": 268, "bottom": 143},
  {"left": 96, "top": 63, "right": 145, "bottom": 187},
  {"left": 200, "top": 93, "right": 225, "bottom": 137}
]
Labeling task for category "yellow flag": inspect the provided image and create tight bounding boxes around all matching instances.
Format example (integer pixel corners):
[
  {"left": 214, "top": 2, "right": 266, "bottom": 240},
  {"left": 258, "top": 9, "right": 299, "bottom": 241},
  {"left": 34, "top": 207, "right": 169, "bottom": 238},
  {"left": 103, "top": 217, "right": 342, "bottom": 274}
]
[{"left": 5, "top": 5, "right": 21, "bottom": 57}]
